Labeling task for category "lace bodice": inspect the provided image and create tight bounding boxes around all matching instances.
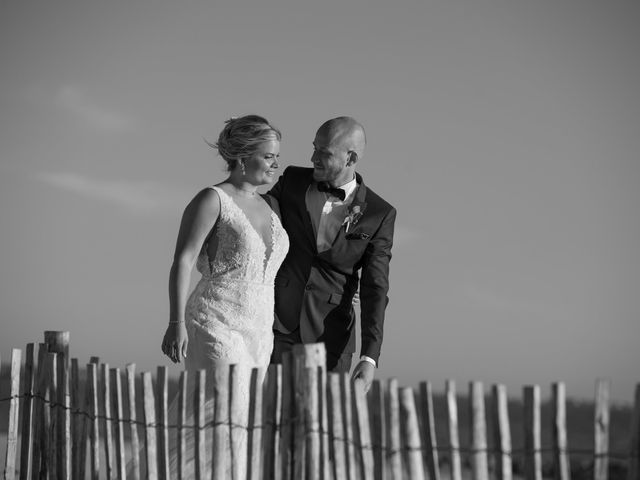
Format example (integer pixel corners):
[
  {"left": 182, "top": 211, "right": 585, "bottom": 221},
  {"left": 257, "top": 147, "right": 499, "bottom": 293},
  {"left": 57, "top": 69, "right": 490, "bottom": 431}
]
[{"left": 195, "top": 187, "right": 288, "bottom": 285}]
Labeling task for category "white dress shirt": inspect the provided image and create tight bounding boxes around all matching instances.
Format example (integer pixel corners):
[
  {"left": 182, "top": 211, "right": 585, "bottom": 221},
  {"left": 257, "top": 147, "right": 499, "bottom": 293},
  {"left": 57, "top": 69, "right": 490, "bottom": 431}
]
[
  {"left": 306, "top": 177, "right": 358, "bottom": 252},
  {"left": 305, "top": 177, "right": 377, "bottom": 368}
]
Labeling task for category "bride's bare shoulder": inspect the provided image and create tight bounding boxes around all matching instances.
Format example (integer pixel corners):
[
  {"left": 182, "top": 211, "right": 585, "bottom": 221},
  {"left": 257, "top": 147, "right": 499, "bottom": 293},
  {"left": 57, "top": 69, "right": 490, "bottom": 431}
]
[{"left": 184, "top": 187, "right": 221, "bottom": 217}]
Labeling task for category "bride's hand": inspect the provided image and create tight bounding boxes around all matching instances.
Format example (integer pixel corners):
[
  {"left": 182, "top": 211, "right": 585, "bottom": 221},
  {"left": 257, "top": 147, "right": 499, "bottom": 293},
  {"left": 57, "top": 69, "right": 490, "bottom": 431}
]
[{"left": 161, "top": 323, "right": 188, "bottom": 363}]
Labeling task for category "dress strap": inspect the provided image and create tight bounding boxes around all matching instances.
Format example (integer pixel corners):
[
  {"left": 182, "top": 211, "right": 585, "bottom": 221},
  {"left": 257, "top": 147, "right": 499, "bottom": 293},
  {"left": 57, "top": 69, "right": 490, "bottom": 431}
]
[
  {"left": 209, "top": 185, "right": 223, "bottom": 198},
  {"left": 208, "top": 186, "right": 229, "bottom": 217}
]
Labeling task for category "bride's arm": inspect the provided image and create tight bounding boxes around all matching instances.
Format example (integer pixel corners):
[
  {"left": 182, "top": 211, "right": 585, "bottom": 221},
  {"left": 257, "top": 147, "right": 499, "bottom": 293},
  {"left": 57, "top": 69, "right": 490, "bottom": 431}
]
[{"left": 162, "top": 188, "right": 221, "bottom": 363}]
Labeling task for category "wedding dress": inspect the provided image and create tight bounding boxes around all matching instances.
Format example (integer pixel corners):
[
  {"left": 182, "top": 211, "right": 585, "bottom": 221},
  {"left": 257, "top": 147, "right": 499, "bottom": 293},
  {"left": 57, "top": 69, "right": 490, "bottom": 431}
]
[
  {"left": 184, "top": 186, "right": 289, "bottom": 371},
  {"left": 168, "top": 186, "right": 289, "bottom": 478}
]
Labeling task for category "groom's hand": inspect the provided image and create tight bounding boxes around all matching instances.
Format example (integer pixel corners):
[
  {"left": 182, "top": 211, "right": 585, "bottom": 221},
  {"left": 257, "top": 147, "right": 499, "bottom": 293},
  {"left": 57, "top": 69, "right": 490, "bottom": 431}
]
[{"left": 351, "top": 360, "right": 375, "bottom": 393}]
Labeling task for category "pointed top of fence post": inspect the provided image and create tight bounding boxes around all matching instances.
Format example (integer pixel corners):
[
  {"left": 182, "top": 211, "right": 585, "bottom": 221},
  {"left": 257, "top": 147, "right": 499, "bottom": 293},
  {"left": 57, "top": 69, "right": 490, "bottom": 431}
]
[
  {"left": 44, "top": 331, "right": 70, "bottom": 351},
  {"left": 44, "top": 331, "right": 70, "bottom": 366}
]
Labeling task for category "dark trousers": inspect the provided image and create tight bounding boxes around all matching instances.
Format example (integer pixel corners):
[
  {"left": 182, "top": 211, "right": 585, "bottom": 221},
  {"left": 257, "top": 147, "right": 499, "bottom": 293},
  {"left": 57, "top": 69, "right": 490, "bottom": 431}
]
[{"left": 270, "top": 328, "right": 353, "bottom": 373}]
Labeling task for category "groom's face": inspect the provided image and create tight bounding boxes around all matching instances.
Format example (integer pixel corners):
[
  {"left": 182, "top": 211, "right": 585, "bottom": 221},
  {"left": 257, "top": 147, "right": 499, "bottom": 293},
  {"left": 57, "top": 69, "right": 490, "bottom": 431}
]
[{"left": 311, "top": 130, "right": 353, "bottom": 187}]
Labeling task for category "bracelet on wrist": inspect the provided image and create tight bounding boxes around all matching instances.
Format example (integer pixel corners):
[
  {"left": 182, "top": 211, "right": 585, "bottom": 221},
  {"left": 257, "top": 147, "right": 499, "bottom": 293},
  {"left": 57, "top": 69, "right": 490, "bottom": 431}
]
[{"left": 168, "top": 320, "right": 185, "bottom": 324}]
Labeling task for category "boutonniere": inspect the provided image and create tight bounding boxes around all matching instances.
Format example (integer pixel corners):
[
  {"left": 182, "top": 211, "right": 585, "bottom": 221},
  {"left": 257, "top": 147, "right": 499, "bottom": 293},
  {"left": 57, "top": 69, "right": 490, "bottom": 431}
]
[{"left": 342, "top": 203, "right": 366, "bottom": 233}]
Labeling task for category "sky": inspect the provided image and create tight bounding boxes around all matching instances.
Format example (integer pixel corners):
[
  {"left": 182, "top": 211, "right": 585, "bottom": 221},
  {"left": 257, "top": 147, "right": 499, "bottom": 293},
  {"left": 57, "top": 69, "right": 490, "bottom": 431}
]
[{"left": 1, "top": 0, "right": 639, "bottom": 403}]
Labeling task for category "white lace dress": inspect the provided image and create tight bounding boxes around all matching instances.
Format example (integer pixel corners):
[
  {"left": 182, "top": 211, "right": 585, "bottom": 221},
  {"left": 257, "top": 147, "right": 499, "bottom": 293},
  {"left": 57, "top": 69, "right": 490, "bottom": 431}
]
[
  {"left": 169, "top": 186, "right": 289, "bottom": 478},
  {"left": 184, "top": 186, "right": 289, "bottom": 370}
]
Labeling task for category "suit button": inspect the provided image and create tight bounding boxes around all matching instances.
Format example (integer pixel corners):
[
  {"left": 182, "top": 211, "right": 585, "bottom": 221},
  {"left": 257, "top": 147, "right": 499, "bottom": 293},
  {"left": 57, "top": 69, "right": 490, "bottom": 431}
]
[{"left": 305, "top": 285, "right": 313, "bottom": 291}]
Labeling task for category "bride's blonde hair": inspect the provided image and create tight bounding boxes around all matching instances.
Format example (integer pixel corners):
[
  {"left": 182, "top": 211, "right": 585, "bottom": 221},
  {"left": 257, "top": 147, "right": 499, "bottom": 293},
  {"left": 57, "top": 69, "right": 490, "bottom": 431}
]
[{"left": 207, "top": 115, "right": 281, "bottom": 171}]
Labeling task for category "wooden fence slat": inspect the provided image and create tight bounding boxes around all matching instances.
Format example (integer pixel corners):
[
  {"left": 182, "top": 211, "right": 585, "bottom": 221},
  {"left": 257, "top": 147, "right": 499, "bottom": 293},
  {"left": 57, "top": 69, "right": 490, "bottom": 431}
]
[
  {"left": 101, "top": 363, "right": 115, "bottom": 479},
  {"left": 386, "top": 378, "right": 402, "bottom": 480},
  {"left": 369, "top": 379, "right": 386, "bottom": 480},
  {"left": 492, "top": 384, "right": 513, "bottom": 480},
  {"left": 126, "top": 363, "right": 141, "bottom": 480},
  {"left": 292, "top": 356, "right": 306, "bottom": 480},
  {"left": 176, "top": 370, "right": 188, "bottom": 480},
  {"left": 193, "top": 369, "right": 206, "bottom": 480},
  {"left": 304, "top": 366, "right": 321, "bottom": 480},
  {"left": 319, "top": 366, "right": 330, "bottom": 480},
  {"left": 45, "top": 329, "right": 71, "bottom": 480},
  {"left": 594, "top": 378, "right": 611, "bottom": 480},
  {"left": 291, "top": 343, "right": 327, "bottom": 480},
  {"left": 327, "top": 373, "right": 347, "bottom": 480},
  {"left": 78, "top": 357, "right": 100, "bottom": 480},
  {"left": 156, "top": 366, "right": 170, "bottom": 480},
  {"left": 19, "top": 344, "right": 36, "bottom": 480},
  {"left": 229, "top": 364, "right": 249, "bottom": 480},
  {"left": 87, "top": 363, "right": 100, "bottom": 480},
  {"left": 628, "top": 383, "right": 640, "bottom": 480},
  {"left": 418, "top": 381, "right": 440, "bottom": 480},
  {"left": 352, "top": 378, "right": 374, "bottom": 480},
  {"left": 341, "top": 373, "right": 357, "bottom": 480},
  {"left": 470, "top": 381, "right": 489, "bottom": 480},
  {"left": 551, "top": 382, "right": 570, "bottom": 480},
  {"left": 70, "top": 358, "right": 81, "bottom": 480},
  {"left": 524, "top": 385, "right": 542, "bottom": 480},
  {"left": 110, "top": 368, "right": 126, "bottom": 480},
  {"left": 61, "top": 350, "right": 71, "bottom": 480},
  {"left": 262, "top": 364, "right": 282, "bottom": 480},
  {"left": 279, "top": 352, "right": 294, "bottom": 480},
  {"left": 445, "top": 380, "right": 462, "bottom": 480},
  {"left": 43, "top": 351, "right": 53, "bottom": 479},
  {"left": 48, "top": 353, "right": 59, "bottom": 480},
  {"left": 3, "top": 348, "right": 22, "bottom": 480},
  {"left": 142, "top": 371, "right": 159, "bottom": 480},
  {"left": 32, "top": 343, "right": 50, "bottom": 480},
  {"left": 400, "top": 386, "right": 425, "bottom": 480},
  {"left": 247, "top": 367, "right": 265, "bottom": 480},
  {"left": 44, "top": 331, "right": 70, "bottom": 362},
  {"left": 212, "top": 365, "right": 230, "bottom": 480}
]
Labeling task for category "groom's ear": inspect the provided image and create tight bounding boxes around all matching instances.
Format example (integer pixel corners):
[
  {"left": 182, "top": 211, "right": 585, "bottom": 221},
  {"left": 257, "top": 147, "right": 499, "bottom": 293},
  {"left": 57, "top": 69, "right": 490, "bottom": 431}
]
[{"left": 347, "top": 150, "right": 358, "bottom": 166}]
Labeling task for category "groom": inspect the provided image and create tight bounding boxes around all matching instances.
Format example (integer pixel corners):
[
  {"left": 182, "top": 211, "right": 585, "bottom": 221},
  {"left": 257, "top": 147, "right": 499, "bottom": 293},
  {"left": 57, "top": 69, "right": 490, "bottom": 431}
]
[{"left": 268, "top": 116, "right": 396, "bottom": 391}]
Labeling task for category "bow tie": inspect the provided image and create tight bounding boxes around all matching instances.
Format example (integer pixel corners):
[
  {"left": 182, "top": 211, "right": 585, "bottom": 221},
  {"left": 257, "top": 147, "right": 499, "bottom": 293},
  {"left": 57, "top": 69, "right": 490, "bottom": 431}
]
[{"left": 317, "top": 182, "right": 346, "bottom": 201}]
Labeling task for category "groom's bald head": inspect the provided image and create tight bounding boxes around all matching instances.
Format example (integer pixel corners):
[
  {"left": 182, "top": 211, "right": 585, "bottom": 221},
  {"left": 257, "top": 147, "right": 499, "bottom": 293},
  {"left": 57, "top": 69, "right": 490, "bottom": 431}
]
[
  {"left": 311, "top": 116, "right": 367, "bottom": 186},
  {"left": 317, "top": 117, "right": 367, "bottom": 161}
]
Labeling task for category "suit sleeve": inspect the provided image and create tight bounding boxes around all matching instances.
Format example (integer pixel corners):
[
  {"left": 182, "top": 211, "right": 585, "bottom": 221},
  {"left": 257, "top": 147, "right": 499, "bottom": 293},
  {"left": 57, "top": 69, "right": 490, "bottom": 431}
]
[
  {"left": 359, "top": 207, "right": 396, "bottom": 365},
  {"left": 267, "top": 166, "right": 288, "bottom": 201}
]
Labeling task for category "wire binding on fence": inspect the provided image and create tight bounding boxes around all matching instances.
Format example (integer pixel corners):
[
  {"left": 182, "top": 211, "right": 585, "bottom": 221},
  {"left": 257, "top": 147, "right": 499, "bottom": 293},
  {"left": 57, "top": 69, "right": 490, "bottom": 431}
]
[
  {"left": 2, "top": 336, "right": 639, "bottom": 480},
  {"left": 0, "top": 391, "right": 632, "bottom": 461}
]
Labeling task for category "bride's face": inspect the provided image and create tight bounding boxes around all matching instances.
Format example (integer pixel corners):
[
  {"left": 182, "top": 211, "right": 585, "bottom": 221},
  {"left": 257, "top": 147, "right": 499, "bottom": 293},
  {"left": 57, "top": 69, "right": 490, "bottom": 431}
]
[{"left": 244, "top": 138, "right": 280, "bottom": 185}]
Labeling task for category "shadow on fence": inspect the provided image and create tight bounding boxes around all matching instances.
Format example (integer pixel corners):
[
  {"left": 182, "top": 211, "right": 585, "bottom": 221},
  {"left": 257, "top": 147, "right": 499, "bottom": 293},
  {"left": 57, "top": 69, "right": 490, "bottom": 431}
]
[{"left": 1, "top": 331, "right": 639, "bottom": 480}]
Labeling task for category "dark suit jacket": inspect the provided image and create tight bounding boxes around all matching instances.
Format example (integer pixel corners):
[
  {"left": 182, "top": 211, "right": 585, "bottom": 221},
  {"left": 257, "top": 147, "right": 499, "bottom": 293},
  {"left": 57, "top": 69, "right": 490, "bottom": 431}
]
[{"left": 269, "top": 166, "right": 396, "bottom": 364}]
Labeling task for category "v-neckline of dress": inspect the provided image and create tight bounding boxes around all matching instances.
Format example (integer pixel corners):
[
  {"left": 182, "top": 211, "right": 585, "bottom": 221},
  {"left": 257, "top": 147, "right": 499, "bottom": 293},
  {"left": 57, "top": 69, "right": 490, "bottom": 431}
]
[{"left": 215, "top": 187, "right": 275, "bottom": 275}]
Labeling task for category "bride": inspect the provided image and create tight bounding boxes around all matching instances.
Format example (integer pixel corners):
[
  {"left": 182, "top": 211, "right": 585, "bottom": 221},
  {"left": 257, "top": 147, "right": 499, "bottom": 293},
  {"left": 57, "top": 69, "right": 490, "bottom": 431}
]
[{"left": 160, "top": 115, "right": 289, "bottom": 477}]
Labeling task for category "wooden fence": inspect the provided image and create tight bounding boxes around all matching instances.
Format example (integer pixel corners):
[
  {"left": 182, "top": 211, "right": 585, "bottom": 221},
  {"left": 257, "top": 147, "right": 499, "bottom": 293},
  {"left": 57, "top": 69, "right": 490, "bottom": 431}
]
[{"left": 1, "top": 331, "right": 639, "bottom": 480}]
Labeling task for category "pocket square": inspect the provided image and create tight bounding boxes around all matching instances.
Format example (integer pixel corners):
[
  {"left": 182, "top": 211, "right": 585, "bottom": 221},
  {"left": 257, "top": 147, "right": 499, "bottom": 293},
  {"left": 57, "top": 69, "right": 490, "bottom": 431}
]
[{"left": 345, "top": 232, "right": 371, "bottom": 240}]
